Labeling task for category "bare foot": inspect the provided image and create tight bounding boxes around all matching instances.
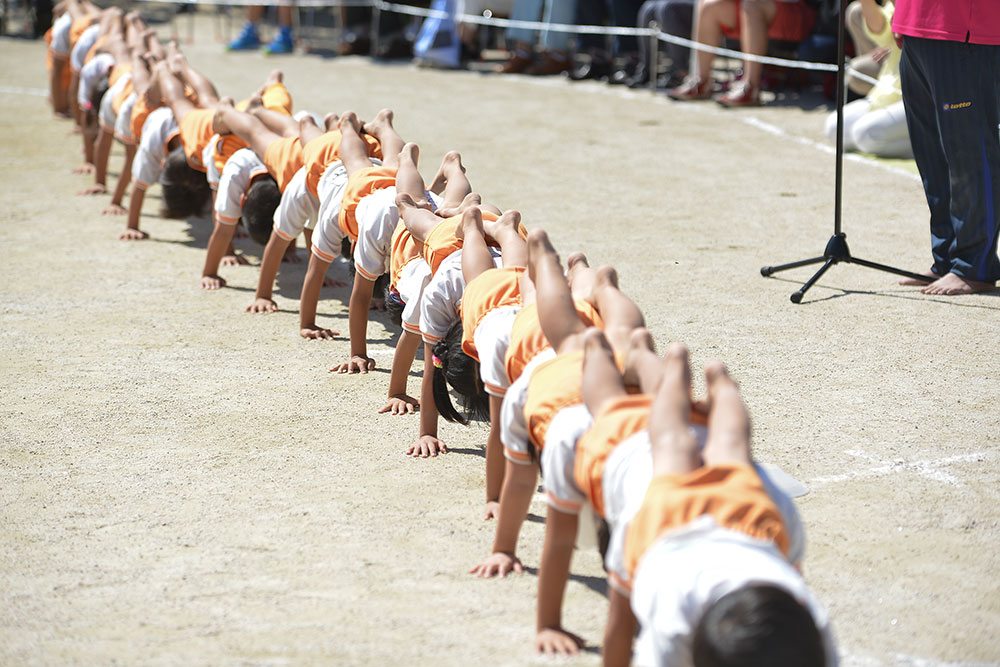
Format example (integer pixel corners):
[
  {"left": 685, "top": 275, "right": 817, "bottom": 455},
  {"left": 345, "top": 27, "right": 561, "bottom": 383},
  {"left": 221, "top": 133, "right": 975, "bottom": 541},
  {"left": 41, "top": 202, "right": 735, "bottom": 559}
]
[
  {"left": 260, "top": 69, "right": 283, "bottom": 94},
  {"left": 428, "top": 150, "right": 464, "bottom": 194},
  {"left": 648, "top": 343, "right": 699, "bottom": 472},
  {"left": 338, "top": 110, "right": 362, "bottom": 134},
  {"left": 526, "top": 228, "right": 560, "bottom": 286},
  {"left": 899, "top": 270, "right": 940, "bottom": 286},
  {"left": 395, "top": 192, "right": 432, "bottom": 217},
  {"left": 483, "top": 208, "right": 521, "bottom": 243},
  {"left": 399, "top": 142, "right": 419, "bottom": 169},
  {"left": 323, "top": 112, "right": 339, "bottom": 131},
  {"left": 245, "top": 91, "right": 264, "bottom": 113},
  {"left": 581, "top": 326, "right": 626, "bottom": 414},
  {"left": 622, "top": 327, "right": 656, "bottom": 388},
  {"left": 435, "top": 192, "right": 481, "bottom": 219},
  {"left": 363, "top": 108, "right": 394, "bottom": 137},
  {"left": 590, "top": 265, "right": 620, "bottom": 302},
  {"left": 456, "top": 206, "right": 485, "bottom": 242},
  {"left": 920, "top": 272, "right": 997, "bottom": 295},
  {"left": 701, "top": 360, "right": 751, "bottom": 463},
  {"left": 212, "top": 99, "right": 235, "bottom": 134}
]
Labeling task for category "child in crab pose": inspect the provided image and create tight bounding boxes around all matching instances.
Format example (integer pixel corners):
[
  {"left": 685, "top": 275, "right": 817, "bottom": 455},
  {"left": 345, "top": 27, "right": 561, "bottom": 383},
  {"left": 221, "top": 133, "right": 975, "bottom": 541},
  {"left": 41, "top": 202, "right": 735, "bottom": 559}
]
[
  {"left": 468, "top": 229, "right": 641, "bottom": 580},
  {"left": 206, "top": 99, "right": 322, "bottom": 290},
  {"left": 623, "top": 345, "right": 837, "bottom": 666},
  {"left": 421, "top": 205, "right": 530, "bottom": 517},
  {"left": 532, "top": 327, "right": 809, "bottom": 662},
  {"left": 394, "top": 194, "right": 525, "bottom": 459}
]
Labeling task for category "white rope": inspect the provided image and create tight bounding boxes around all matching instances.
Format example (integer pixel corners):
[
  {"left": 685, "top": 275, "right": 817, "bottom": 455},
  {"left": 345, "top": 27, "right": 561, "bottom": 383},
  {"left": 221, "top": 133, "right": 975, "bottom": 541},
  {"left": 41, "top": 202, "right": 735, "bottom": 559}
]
[{"left": 144, "top": 0, "right": 885, "bottom": 82}]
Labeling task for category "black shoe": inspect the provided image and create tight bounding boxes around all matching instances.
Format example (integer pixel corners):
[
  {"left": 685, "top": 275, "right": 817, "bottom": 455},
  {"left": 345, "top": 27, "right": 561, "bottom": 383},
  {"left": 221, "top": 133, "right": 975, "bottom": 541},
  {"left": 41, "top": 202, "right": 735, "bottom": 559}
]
[
  {"left": 625, "top": 65, "right": 650, "bottom": 88},
  {"left": 569, "top": 58, "right": 611, "bottom": 81}
]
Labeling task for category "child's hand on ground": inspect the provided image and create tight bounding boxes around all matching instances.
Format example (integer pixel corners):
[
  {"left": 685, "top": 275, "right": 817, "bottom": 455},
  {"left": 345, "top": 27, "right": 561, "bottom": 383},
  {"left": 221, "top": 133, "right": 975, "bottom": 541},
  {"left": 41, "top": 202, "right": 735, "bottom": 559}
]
[
  {"left": 378, "top": 394, "right": 419, "bottom": 414},
  {"left": 468, "top": 552, "right": 523, "bottom": 578},
  {"left": 405, "top": 435, "right": 447, "bottom": 457},
  {"left": 221, "top": 253, "right": 249, "bottom": 267},
  {"left": 119, "top": 228, "right": 149, "bottom": 240},
  {"left": 201, "top": 275, "right": 226, "bottom": 290},
  {"left": 482, "top": 501, "right": 500, "bottom": 521},
  {"left": 245, "top": 297, "right": 278, "bottom": 314},
  {"left": 300, "top": 324, "right": 340, "bottom": 340},
  {"left": 102, "top": 203, "right": 127, "bottom": 216},
  {"left": 330, "top": 355, "right": 376, "bottom": 374},
  {"left": 77, "top": 183, "right": 107, "bottom": 196},
  {"left": 535, "top": 628, "right": 584, "bottom": 656},
  {"left": 72, "top": 163, "right": 95, "bottom": 174},
  {"left": 323, "top": 275, "right": 348, "bottom": 288}
]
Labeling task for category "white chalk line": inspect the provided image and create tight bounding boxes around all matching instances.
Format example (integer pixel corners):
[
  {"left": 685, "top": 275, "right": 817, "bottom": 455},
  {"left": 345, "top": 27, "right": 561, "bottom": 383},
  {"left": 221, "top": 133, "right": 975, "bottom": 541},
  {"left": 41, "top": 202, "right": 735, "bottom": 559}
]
[
  {"left": 0, "top": 85, "right": 48, "bottom": 97},
  {"left": 810, "top": 450, "right": 989, "bottom": 487}
]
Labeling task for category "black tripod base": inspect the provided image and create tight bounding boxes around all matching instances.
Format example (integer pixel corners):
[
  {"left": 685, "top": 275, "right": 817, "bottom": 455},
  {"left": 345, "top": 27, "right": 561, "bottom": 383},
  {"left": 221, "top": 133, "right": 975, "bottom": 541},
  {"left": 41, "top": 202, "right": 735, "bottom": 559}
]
[{"left": 761, "top": 233, "right": 933, "bottom": 303}]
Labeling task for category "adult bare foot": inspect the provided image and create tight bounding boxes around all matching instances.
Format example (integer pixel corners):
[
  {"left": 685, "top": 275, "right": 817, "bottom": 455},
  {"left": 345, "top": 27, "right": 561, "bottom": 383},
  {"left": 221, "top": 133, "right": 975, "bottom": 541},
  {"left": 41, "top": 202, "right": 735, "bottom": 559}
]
[
  {"left": 899, "top": 270, "right": 940, "bottom": 286},
  {"left": 920, "top": 272, "right": 997, "bottom": 295}
]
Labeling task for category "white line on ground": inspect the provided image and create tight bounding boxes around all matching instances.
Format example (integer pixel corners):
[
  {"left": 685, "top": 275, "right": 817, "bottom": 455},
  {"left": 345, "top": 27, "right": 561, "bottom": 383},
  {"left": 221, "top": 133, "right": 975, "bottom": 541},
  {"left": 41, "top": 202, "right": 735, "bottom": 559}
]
[
  {"left": 810, "top": 450, "right": 989, "bottom": 487},
  {"left": 0, "top": 85, "right": 48, "bottom": 96}
]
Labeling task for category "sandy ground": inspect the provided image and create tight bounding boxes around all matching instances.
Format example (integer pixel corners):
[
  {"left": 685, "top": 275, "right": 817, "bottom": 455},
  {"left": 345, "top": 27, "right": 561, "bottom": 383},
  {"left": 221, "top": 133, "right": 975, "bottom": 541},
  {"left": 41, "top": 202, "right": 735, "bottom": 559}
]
[{"left": 2, "top": 13, "right": 999, "bottom": 666}]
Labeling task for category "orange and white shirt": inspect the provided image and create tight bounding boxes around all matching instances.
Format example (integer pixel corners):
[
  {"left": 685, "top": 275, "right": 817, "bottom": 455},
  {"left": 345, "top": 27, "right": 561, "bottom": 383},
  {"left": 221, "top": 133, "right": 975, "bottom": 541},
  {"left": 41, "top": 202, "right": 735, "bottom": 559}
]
[
  {"left": 629, "top": 516, "right": 836, "bottom": 667},
  {"left": 98, "top": 69, "right": 131, "bottom": 132},
  {"left": 214, "top": 148, "right": 270, "bottom": 226},
  {"left": 177, "top": 109, "right": 215, "bottom": 173},
  {"left": 131, "top": 107, "right": 179, "bottom": 191},
  {"left": 460, "top": 267, "right": 525, "bottom": 397},
  {"left": 503, "top": 300, "right": 602, "bottom": 386},
  {"left": 69, "top": 23, "right": 99, "bottom": 73},
  {"left": 49, "top": 14, "right": 72, "bottom": 57},
  {"left": 77, "top": 52, "right": 113, "bottom": 110},
  {"left": 419, "top": 247, "right": 501, "bottom": 346},
  {"left": 262, "top": 136, "right": 304, "bottom": 194},
  {"left": 499, "top": 347, "right": 556, "bottom": 465},
  {"left": 337, "top": 166, "right": 397, "bottom": 242}
]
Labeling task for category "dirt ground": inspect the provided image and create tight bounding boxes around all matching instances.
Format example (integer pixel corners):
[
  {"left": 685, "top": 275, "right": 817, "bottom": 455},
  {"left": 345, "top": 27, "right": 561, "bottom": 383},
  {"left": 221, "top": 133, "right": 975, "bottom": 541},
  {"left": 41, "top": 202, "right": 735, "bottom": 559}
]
[{"left": 1, "top": 12, "right": 999, "bottom": 666}]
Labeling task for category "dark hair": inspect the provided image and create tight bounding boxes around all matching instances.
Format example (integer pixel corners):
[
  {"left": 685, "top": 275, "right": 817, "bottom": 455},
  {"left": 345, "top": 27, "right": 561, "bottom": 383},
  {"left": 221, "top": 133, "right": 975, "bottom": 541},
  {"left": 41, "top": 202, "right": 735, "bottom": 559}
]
[
  {"left": 431, "top": 319, "right": 489, "bottom": 425},
  {"left": 384, "top": 281, "right": 404, "bottom": 329},
  {"left": 159, "top": 147, "right": 211, "bottom": 220},
  {"left": 241, "top": 175, "right": 280, "bottom": 246},
  {"left": 692, "top": 584, "right": 826, "bottom": 667},
  {"left": 340, "top": 235, "right": 352, "bottom": 259}
]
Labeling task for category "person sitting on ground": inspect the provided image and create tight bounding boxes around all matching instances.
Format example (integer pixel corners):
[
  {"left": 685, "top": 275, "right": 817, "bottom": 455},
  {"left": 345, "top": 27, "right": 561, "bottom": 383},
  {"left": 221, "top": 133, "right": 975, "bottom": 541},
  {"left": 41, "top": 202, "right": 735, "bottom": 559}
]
[{"left": 823, "top": 0, "right": 911, "bottom": 159}]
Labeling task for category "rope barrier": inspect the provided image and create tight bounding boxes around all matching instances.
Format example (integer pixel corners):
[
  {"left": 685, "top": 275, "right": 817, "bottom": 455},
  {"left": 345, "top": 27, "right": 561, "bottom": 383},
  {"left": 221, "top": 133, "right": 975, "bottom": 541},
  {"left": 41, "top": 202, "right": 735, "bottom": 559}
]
[{"left": 145, "top": 0, "right": 885, "bottom": 86}]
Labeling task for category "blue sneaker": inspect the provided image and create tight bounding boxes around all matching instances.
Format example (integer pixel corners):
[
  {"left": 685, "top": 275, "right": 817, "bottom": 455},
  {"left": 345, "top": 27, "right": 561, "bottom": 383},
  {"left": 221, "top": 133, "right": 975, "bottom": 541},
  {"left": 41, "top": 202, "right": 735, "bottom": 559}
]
[
  {"left": 227, "top": 22, "right": 260, "bottom": 51},
  {"left": 263, "top": 27, "right": 294, "bottom": 55}
]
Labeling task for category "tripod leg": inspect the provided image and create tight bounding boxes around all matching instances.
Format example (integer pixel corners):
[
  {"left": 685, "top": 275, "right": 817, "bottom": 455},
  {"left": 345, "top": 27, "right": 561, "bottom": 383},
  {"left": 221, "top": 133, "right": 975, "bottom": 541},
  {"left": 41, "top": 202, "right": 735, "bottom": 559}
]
[
  {"left": 761, "top": 255, "right": 827, "bottom": 277},
  {"left": 846, "top": 256, "right": 938, "bottom": 284},
  {"left": 791, "top": 257, "right": 836, "bottom": 303}
]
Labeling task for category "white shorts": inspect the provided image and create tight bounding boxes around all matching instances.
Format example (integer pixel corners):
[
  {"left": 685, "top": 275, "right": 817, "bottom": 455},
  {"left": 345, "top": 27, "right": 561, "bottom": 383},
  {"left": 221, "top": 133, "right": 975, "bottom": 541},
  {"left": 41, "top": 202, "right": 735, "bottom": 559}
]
[{"left": 99, "top": 72, "right": 130, "bottom": 130}]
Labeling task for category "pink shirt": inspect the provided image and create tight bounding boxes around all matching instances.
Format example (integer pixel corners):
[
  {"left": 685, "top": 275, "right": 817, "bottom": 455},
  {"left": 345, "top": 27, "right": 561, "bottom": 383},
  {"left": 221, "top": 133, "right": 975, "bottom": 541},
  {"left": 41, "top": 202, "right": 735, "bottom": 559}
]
[{"left": 892, "top": 0, "right": 1000, "bottom": 45}]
